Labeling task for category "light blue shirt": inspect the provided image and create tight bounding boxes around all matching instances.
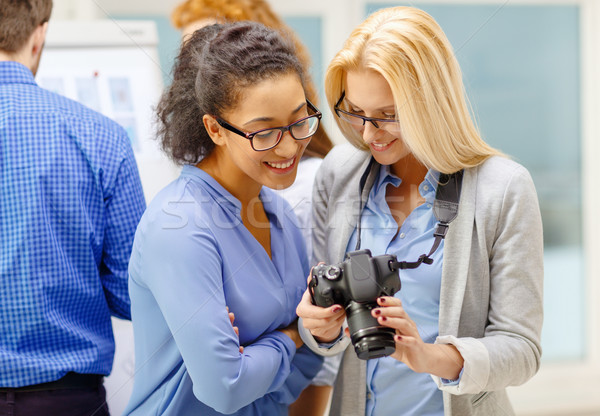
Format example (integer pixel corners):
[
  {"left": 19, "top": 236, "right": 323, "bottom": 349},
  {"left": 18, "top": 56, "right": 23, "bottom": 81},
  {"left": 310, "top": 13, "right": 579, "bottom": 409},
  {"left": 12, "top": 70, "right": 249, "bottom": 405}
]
[
  {"left": 346, "top": 164, "right": 445, "bottom": 416},
  {"left": 125, "top": 165, "right": 322, "bottom": 415}
]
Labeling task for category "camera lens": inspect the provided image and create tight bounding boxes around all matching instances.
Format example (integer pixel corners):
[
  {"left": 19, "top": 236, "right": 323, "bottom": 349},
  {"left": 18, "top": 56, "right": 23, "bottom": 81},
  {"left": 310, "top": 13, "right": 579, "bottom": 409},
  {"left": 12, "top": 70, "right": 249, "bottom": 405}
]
[{"left": 345, "top": 301, "right": 396, "bottom": 360}]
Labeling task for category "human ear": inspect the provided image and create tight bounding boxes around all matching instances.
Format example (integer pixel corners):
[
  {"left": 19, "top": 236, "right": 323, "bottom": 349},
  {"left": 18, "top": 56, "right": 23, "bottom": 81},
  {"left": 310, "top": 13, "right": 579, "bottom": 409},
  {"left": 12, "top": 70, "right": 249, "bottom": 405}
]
[
  {"left": 31, "top": 22, "right": 48, "bottom": 58},
  {"left": 202, "top": 114, "right": 226, "bottom": 146}
]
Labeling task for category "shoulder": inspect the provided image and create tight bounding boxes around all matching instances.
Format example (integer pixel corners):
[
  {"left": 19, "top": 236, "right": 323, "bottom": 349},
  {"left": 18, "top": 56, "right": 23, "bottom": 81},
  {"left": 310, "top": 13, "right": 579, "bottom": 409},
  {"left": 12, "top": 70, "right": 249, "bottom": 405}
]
[
  {"left": 317, "top": 143, "right": 371, "bottom": 187},
  {"left": 133, "top": 174, "right": 220, "bottom": 254},
  {"left": 463, "top": 156, "right": 536, "bottom": 202},
  {"left": 142, "top": 173, "right": 213, "bottom": 228},
  {"left": 31, "top": 86, "right": 130, "bottom": 148},
  {"left": 466, "top": 156, "right": 540, "bottom": 222},
  {"left": 473, "top": 156, "right": 532, "bottom": 186},
  {"left": 299, "top": 156, "right": 323, "bottom": 172},
  {"left": 321, "top": 143, "right": 369, "bottom": 170}
]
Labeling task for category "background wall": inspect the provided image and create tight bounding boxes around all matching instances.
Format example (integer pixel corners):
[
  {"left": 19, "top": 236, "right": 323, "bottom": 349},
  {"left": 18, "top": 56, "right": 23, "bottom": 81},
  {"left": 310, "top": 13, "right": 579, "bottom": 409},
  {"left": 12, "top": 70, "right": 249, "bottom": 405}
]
[{"left": 48, "top": 1, "right": 600, "bottom": 415}]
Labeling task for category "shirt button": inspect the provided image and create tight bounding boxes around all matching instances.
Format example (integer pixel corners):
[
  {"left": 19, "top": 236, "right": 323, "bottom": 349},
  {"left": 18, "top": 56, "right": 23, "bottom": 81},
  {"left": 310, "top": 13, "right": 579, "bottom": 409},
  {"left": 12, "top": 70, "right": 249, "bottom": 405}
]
[
  {"left": 367, "top": 392, "right": 372, "bottom": 400},
  {"left": 399, "top": 233, "right": 406, "bottom": 239},
  {"left": 426, "top": 203, "right": 432, "bottom": 208},
  {"left": 423, "top": 184, "right": 429, "bottom": 191}
]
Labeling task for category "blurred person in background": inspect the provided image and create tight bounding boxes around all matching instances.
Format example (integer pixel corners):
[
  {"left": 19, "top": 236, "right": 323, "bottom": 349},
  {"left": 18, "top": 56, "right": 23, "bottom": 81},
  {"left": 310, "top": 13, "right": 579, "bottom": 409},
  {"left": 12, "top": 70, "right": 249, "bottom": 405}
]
[
  {"left": 124, "top": 21, "right": 323, "bottom": 416},
  {"left": 171, "top": 0, "right": 334, "bottom": 260},
  {"left": 0, "top": 0, "right": 146, "bottom": 415}
]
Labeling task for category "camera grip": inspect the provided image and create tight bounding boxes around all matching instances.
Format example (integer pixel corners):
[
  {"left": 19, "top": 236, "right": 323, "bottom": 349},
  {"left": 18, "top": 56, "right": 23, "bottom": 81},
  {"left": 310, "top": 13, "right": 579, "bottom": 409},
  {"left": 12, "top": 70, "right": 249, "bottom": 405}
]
[{"left": 310, "top": 264, "right": 338, "bottom": 307}]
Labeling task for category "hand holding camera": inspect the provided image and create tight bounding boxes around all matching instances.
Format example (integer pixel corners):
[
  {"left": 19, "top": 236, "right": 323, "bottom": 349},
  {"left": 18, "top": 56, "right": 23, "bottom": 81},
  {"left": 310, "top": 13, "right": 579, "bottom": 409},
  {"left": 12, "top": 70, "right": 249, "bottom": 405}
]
[{"left": 308, "top": 249, "right": 401, "bottom": 360}]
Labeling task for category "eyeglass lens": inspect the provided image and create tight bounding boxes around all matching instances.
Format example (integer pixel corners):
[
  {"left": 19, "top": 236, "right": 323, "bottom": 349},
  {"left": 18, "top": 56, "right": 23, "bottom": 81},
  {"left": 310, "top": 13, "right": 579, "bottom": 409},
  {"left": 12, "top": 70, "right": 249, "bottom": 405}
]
[
  {"left": 338, "top": 111, "right": 401, "bottom": 133},
  {"left": 252, "top": 116, "right": 319, "bottom": 150}
]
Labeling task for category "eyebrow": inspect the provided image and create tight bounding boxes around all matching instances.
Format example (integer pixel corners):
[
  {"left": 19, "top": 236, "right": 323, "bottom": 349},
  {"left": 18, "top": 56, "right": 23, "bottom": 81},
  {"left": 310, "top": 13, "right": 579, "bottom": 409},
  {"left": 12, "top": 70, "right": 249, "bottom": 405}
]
[{"left": 242, "top": 102, "right": 306, "bottom": 127}]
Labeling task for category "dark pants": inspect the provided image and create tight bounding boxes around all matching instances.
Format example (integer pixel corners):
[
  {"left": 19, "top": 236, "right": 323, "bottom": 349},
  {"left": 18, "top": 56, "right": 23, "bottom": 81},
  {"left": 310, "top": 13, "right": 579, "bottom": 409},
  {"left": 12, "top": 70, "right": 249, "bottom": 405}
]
[{"left": 0, "top": 385, "right": 109, "bottom": 416}]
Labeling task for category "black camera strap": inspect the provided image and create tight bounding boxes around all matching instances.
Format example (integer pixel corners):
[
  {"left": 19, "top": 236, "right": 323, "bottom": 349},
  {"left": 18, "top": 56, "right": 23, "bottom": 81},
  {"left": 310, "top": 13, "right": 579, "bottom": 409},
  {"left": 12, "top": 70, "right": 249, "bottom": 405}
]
[{"left": 355, "top": 158, "right": 463, "bottom": 271}]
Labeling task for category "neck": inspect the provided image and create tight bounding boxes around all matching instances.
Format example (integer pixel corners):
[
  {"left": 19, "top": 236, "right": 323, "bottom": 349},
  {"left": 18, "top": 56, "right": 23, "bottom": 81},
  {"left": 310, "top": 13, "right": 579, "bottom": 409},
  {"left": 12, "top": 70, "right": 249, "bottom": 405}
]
[
  {"left": 0, "top": 50, "right": 34, "bottom": 73},
  {"left": 0, "top": 51, "right": 20, "bottom": 63},
  {"left": 196, "top": 152, "right": 262, "bottom": 207},
  {"left": 390, "top": 153, "right": 428, "bottom": 186}
]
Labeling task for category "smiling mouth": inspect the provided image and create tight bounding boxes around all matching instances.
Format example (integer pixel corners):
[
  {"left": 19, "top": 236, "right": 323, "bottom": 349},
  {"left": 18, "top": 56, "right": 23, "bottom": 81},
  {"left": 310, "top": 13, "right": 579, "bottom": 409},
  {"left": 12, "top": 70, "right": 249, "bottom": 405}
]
[
  {"left": 370, "top": 140, "right": 396, "bottom": 151},
  {"left": 264, "top": 156, "right": 297, "bottom": 172}
]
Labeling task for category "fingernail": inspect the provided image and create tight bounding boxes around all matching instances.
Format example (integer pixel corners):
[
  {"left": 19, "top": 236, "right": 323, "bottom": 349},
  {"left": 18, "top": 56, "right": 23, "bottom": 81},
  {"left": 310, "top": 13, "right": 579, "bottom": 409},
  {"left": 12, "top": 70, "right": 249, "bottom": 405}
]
[
  {"left": 373, "top": 309, "right": 381, "bottom": 316},
  {"left": 379, "top": 297, "right": 386, "bottom": 303},
  {"left": 380, "top": 316, "right": 387, "bottom": 322},
  {"left": 332, "top": 306, "right": 342, "bottom": 313},
  {"left": 395, "top": 335, "right": 402, "bottom": 341}
]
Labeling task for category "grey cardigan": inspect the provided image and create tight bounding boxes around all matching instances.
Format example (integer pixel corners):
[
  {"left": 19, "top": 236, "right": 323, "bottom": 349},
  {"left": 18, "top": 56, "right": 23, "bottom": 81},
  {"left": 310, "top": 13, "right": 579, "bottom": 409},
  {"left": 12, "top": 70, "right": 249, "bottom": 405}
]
[{"left": 310, "top": 144, "right": 544, "bottom": 416}]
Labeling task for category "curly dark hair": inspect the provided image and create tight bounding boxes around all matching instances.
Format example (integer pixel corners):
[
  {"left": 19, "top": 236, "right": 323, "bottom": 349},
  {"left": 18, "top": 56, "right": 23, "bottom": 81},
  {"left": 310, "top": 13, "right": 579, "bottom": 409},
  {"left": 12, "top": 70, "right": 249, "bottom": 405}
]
[
  {"left": 171, "top": 0, "right": 334, "bottom": 158},
  {"left": 156, "top": 21, "right": 306, "bottom": 165}
]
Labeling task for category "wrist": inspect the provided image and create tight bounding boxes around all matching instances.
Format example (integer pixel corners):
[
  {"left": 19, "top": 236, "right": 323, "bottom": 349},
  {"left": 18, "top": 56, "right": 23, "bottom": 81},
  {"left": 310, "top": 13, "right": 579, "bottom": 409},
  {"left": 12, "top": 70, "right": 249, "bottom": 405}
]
[
  {"left": 315, "top": 327, "right": 344, "bottom": 346},
  {"left": 427, "top": 343, "right": 464, "bottom": 380},
  {"left": 314, "top": 331, "right": 341, "bottom": 344}
]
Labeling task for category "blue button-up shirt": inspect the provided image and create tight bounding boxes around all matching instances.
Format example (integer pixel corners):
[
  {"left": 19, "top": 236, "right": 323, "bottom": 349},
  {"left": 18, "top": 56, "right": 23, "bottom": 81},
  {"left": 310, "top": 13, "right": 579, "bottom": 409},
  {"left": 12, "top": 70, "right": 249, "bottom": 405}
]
[
  {"left": 0, "top": 61, "right": 146, "bottom": 387},
  {"left": 125, "top": 166, "right": 322, "bottom": 415},
  {"left": 346, "top": 164, "right": 445, "bottom": 416}
]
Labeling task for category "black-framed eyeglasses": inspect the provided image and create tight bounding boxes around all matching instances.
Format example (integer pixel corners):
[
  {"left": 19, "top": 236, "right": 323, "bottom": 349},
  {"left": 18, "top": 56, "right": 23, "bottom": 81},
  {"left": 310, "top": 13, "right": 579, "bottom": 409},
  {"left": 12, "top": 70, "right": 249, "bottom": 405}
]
[
  {"left": 334, "top": 91, "right": 401, "bottom": 132},
  {"left": 215, "top": 100, "right": 322, "bottom": 151}
]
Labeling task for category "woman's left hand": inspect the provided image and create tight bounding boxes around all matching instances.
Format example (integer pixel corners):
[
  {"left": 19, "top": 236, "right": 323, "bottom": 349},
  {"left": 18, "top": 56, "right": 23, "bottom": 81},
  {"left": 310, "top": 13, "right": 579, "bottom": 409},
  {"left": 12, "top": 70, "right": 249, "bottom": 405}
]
[
  {"left": 371, "top": 296, "right": 428, "bottom": 372},
  {"left": 372, "top": 296, "right": 464, "bottom": 379}
]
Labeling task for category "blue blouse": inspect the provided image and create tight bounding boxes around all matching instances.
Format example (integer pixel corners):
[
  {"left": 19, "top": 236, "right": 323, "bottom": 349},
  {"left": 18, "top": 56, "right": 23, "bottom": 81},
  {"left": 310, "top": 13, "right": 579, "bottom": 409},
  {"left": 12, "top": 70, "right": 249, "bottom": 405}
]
[
  {"left": 346, "top": 164, "right": 445, "bottom": 416},
  {"left": 125, "top": 165, "right": 322, "bottom": 415}
]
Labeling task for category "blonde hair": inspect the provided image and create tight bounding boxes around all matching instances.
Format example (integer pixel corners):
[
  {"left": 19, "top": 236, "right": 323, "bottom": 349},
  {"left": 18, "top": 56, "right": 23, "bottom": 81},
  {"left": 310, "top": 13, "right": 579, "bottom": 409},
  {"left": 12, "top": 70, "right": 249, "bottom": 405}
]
[
  {"left": 325, "top": 6, "right": 501, "bottom": 173},
  {"left": 172, "top": 0, "right": 333, "bottom": 158}
]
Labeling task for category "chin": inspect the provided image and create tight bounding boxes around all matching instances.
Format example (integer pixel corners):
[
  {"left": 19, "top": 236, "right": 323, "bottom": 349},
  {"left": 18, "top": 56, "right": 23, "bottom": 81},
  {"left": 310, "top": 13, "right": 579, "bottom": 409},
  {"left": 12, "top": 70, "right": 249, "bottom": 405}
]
[
  {"left": 371, "top": 152, "right": 398, "bottom": 166},
  {"left": 371, "top": 149, "right": 411, "bottom": 167},
  {"left": 264, "top": 171, "right": 297, "bottom": 191},
  {"left": 266, "top": 178, "right": 295, "bottom": 191}
]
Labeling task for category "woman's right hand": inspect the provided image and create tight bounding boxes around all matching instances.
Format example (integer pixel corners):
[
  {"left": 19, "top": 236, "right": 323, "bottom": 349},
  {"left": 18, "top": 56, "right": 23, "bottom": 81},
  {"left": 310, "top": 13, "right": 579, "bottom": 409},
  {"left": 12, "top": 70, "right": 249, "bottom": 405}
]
[{"left": 296, "top": 280, "right": 346, "bottom": 343}]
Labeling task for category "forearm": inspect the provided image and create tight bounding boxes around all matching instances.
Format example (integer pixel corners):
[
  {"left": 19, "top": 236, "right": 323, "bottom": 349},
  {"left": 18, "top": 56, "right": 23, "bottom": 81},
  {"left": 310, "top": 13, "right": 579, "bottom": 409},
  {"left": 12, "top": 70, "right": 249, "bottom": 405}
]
[{"left": 425, "top": 343, "right": 464, "bottom": 380}]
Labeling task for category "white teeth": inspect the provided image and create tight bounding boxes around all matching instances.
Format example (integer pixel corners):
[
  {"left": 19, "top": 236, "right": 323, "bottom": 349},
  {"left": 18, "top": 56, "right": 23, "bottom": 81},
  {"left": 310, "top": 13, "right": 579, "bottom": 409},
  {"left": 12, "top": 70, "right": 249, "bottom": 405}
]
[
  {"left": 267, "top": 159, "right": 294, "bottom": 169},
  {"left": 372, "top": 142, "right": 391, "bottom": 149}
]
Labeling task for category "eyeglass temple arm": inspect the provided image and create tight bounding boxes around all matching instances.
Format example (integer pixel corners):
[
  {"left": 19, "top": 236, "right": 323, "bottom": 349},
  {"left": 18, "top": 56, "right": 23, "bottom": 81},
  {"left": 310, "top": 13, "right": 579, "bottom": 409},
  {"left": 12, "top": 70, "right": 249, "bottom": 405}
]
[
  {"left": 306, "top": 99, "right": 322, "bottom": 117},
  {"left": 215, "top": 118, "right": 252, "bottom": 139}
]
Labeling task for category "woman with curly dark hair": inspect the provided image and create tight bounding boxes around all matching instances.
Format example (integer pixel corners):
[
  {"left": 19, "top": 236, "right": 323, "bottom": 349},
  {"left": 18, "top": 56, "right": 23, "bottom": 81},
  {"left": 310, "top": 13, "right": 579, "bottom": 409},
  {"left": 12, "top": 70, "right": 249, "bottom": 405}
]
[
  {"left": 171, "top": 0, "right": 334, "bottom": 262},
  {"left": 124, "top": 21, "right": 323, "bottom": 416}
]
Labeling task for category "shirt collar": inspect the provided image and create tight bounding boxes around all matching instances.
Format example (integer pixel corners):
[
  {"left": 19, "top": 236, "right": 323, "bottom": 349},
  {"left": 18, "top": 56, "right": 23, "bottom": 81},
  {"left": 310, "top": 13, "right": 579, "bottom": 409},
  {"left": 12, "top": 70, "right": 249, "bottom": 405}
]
[
  {"left": 369, "top": 163, "right": 441, "bottom": 205},
  {"left": 180, "top": 165, "right": 285, "bottom": 227},
  {"left": 181, "top": 165, "right": 242, "bottom": 216},
  {"left": 0, "top": 61, "right": 36, "bottom": 86},
  {"left": 372, "top": 164, "right": 402, "bottom": 196},
  {"left": 421, "top": 170, "right": 440, "bottom": 203}
]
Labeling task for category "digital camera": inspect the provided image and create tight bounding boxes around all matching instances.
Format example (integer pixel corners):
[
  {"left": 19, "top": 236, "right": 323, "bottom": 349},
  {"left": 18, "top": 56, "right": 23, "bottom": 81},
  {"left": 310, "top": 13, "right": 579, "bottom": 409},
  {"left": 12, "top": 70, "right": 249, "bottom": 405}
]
[{"left": 310, "top": 249, "right": 401, "bottom": 360}]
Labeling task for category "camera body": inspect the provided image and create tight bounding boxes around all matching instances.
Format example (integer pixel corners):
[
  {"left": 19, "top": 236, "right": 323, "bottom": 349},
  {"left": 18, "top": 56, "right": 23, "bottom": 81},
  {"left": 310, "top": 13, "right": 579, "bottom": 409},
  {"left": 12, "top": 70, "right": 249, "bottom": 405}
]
[{"left": 310, "top": 249, "right": 401, "bottom": 360}]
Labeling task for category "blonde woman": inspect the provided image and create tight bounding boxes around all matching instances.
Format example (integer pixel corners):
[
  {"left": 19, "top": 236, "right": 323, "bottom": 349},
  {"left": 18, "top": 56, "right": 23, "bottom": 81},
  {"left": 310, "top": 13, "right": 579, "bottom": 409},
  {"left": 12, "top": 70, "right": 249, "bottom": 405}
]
[{"left": 296, "top": 6, "right": 543, "bottom": 416}]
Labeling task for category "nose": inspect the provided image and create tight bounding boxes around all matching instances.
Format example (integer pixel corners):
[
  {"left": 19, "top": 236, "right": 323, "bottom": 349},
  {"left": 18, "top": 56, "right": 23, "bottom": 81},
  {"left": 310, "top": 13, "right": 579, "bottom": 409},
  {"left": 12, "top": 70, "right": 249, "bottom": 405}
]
[
  {"left": 361, "top": 120, "right": 385, "bottom": 144},
  {"left": 273, "top": 131, "right": 300, "bottom": 158}
]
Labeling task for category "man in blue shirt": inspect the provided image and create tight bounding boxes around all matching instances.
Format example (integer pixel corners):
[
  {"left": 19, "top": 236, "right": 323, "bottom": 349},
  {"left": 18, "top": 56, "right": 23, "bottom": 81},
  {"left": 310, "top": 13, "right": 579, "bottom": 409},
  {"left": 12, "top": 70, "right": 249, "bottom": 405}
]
[{"left": 0, "top": 1, "right": 146, "bottom": 415}]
